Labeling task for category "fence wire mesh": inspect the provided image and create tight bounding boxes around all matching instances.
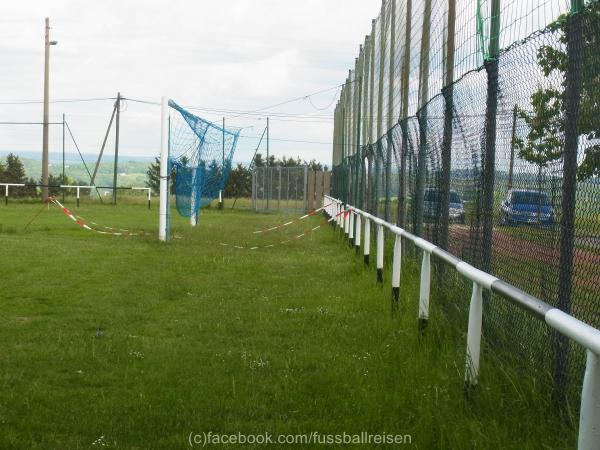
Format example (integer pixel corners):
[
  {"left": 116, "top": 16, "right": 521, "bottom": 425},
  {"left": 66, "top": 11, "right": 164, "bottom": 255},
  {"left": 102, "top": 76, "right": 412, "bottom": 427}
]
[
  {"left": 252, "top": 166, "right": 308, "bottom": 214},
  {"left": 333, "top": 0, "right": 599, "bottom": 408}
]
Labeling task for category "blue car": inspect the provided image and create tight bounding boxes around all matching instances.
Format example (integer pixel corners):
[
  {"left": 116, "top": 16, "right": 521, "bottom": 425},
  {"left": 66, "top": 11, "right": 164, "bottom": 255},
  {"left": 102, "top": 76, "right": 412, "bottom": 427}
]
[{"left": 499, "top": 189, "right": 555, "bottom": 226}]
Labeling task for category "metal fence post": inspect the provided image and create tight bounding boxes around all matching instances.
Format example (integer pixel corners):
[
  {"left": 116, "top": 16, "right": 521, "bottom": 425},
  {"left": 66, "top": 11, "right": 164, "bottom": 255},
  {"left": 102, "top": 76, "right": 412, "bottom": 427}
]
[
  {"left": 364, "top": 218, "right": 371, "bottom": 266},
  {"left": 419, "top": 250, "right": 431, "bottom": 332},
  {"left": 481, "top": 0, "right": 501, "bottom": 274},
  {"left": 392, "top": 233, "right": 402, "bottom": 308},
  {"left": 355, "top": 213, "right": 362, "bottom": 254},
  {"left": 377, "top": 224, "right": 384, "bottom": 283},
  {"left": 397, "top": 0, "right": 412, "bottom": 228},
  {"left": 348, "top": 210, "right": 355, "bottom": 247},
  {"left": 579, "top": 349, "right": 600, "bottom": 449},
  {"left": 344, "top": 205, "right": 350, "bottom": 236},
  {"left": 465, "top": 282, "right": 483, "bottom": 388},
  {"left": 439, "top": 0, "right": 457, "bottom": 251},
  {"left": 556, "top": 0, "right": 585, "bottom": 405}
]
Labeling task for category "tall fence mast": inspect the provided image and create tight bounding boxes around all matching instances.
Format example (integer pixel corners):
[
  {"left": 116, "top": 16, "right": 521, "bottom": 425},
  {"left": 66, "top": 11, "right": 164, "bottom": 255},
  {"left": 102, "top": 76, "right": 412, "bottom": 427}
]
[
  {"left": 414, "top": 0, "right": 432, "bottom": 237},
  {"left": 368, "top": 19, "right": 377, "bottom": 214},
  {"left": 375, "top": 0, "right": 387, "bottom": 217},
  {"left": 384, "top": 0, "right": 396, "bottom": 223},
  {"left": 439, "top": 0, "right": 457, "bottom": 251},
  {"left": 360, "top": 34, "right": 371, "bottom": 211},
  {"left": 555, "top": 0, "right": 585, "bottom": 407},
  {"left": 397, "top": 0, "right": 412, "bottom": 228},
  {"left": 481, "top": 0, "right": 501, "bottom": 273}
]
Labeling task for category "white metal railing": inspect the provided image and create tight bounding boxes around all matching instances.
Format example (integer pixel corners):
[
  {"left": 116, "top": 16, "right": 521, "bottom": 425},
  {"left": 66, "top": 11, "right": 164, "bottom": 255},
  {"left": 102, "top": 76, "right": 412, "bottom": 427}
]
[
  {"left": 324, "top": 195, "right": 600, "bottom": 450},
  {"left": 1, "top": 183, "right": 152, "bottom": 208}
]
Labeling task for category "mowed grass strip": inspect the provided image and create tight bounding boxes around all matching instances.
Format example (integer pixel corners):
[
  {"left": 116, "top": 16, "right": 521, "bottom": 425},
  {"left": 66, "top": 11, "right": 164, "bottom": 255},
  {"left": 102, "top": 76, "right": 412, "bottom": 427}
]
[{"left": 0, "top": 201, "right": 575, "bottom": 449}]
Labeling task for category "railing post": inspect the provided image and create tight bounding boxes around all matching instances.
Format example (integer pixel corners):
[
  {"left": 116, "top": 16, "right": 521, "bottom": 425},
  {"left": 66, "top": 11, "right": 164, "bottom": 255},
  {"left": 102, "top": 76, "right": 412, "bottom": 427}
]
[
  {"left": 5, "top": 185, "right": 8, "bottom": 205},
  {"left": 77, "top": 186, "right": 80, "bottom": 208},
  {"left": 348, "top": 210, "right": 355, "bottom": 247},
  {"left": 364, "top": 218, "right": 371, "bottom": 266},
  {"left": 465, "top": 282, "right": 483, "bottom": 388},
  {"left": 344, "top": 206, "right": 350, "bottom": 236},
  {"left": 355, "top": 213, "right": 362, "bottom": 254},
  {"left": 418, "top": 250, "right": 431, "bottom": 331},
  {"left": 392, "top": 233, "right": 402, "bottom": 309},
  {"left": 579, "top": 349, "right": 600, "bottom": 450},
  {"left": 377, "top": 224, "right": 384, "bottom": 283}
]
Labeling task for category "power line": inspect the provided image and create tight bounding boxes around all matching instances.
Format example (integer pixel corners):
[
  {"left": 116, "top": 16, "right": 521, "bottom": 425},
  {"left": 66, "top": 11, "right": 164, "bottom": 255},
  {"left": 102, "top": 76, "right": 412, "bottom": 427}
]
[
  {"left": 227, "top": 82, "right": 353, "bottom": 119},
  {"left": 0, "top": 121, "right": 63, "bottom": 125},
  {"left": 122, "top": 97, "right": 335, "bottom": 120},
  {"left": 0, "top": 97, "right": 116, "bottom": 105}
]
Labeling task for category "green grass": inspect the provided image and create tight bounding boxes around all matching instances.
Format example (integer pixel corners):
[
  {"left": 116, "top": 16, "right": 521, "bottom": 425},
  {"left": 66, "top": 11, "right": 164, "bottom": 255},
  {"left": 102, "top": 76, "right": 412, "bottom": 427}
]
[{"left": 0, "top": 200, "right": 576, "bottom": 449}]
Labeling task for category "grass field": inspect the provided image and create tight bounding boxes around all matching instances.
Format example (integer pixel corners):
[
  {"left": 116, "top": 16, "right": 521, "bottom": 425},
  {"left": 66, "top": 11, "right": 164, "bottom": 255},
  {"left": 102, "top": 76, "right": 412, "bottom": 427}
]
[{"left": 0, "top": 200, "right": 577, "bottom": 449}]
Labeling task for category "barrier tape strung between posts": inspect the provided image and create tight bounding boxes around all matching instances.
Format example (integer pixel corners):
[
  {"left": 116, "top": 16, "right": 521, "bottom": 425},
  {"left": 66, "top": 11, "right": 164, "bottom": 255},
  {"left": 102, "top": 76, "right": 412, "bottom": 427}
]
[
  {"left": 219, "top": 207, "right": 349, "bottom": 250},
  {"left": 73, "top": 214, "right": 145, "bottom": 234},
  {"left": 49, "top": 197, "right": 143, "bottom": 236},
  {"left": 252, "top": 202, "right": 334, "bottom": 234}
]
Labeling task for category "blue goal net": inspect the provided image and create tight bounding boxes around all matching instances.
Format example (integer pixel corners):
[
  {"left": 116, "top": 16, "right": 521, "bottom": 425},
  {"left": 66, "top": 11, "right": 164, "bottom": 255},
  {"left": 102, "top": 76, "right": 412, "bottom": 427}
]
[{"left": 168, "top": 100, "right": 240, "bottom": 218}]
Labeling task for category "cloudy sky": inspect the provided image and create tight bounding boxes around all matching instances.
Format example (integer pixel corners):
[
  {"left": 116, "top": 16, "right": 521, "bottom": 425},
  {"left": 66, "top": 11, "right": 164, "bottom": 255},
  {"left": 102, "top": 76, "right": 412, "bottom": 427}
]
[{"left": 0, "top": 0, "right": 381, "bottom": 165}]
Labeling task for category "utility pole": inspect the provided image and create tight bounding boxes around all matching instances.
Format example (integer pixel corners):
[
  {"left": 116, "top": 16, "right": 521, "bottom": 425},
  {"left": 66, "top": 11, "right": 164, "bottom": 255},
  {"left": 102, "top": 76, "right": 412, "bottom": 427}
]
[
  {"left": 42, "top": 18, "right": 57, "bottom": 202},
  {"left": 266, "top": 117, "right": 270, "bottom": 209},
  {"left": 112, "top": 92, "right": 121, "bottom": 205},
  {"left": 220, "top": 116, "right": 225, "bottom": 209},
  {"left": 62, "top": 113, "right": 65, "bottom": 202}
]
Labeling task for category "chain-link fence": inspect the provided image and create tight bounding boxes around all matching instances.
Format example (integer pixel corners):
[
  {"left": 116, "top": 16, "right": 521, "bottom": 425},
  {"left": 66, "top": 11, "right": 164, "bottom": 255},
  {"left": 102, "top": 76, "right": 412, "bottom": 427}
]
[
  {"left": 252, "top": 166, "right": 331, "bottom": 214},
  {"left": 332, "top": 0, "right": 599, "bottom": 408}
]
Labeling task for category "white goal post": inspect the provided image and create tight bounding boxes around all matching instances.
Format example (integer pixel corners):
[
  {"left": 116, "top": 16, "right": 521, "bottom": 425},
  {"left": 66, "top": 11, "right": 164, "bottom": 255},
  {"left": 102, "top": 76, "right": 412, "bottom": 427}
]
[{"left": 159, "top": 97, "right": 169, "bottom": 242}]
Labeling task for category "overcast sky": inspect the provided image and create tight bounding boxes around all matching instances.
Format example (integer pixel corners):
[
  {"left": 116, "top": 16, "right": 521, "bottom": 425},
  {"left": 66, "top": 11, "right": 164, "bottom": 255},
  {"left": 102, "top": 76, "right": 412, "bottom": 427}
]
[{"left": 0, "top": 0, "right": 381, "bottom": 165}]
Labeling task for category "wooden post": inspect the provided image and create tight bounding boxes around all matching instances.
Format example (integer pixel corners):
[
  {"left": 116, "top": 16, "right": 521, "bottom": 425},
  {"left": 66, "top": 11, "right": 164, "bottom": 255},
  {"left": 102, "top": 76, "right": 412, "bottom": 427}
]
[{"left": 112, "top": 92, "right": 121, "bottom": 205}]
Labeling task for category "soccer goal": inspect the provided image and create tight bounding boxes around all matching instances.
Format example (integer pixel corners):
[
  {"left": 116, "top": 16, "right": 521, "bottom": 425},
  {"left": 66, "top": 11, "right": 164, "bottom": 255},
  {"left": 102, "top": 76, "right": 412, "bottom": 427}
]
[{"left": 159, "top": 97, "right": 240, "bottom": 241}]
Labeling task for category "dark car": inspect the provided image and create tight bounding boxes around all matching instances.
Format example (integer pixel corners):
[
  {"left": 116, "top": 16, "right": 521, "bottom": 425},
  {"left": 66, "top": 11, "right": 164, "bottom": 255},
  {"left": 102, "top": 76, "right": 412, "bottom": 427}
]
[
  {"left": 423, "top": 188, "right": 465, "bottom": 224},
  {"left": 499, "top": 189, "right": 555, "bottom": 226}
]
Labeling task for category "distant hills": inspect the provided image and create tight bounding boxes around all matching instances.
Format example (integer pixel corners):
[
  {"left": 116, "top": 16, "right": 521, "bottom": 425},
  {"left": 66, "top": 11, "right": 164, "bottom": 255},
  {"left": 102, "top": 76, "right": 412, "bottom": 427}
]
[{"left": 0, "top": 151, "right": 154, "bottom": 187}]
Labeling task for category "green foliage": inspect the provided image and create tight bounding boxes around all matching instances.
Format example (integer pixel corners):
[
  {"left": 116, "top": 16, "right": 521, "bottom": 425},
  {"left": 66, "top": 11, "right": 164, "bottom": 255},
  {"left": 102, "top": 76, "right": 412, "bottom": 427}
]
[
  {"left": 253, "top": 152, "right": 265, "bottom": 167},
  {"left": 3, "top": 153, "right": 26, "bottom": 184},
  {"left": 145, "top": 157, "right": 179, "bottom": 195},
  {"left": 2, "top": 153, "right": 32, "bottom": 197},
  {"left": 145, "top": 157, "right": 161, "bottom": 194},
  {"left": 519, "top": 3, "right": 600, "bottom": 180},
  {"left": 224, "top": 163, "right": 252, "bottom": 198}
]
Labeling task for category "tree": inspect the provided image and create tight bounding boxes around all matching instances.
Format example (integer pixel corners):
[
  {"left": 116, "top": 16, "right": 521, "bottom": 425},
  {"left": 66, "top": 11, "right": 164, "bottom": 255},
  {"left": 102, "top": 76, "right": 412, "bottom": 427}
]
[
  {"left": 146, "top": 157, "right": 182, "bottom": 195},
  {"left": 4, "top": 153, "right": 27, "bottom": 197},
  {"left": 4, "top": 153, "right": 26, "bottom": 184},
  {"left": 146, "top": 157, "right": 161, "bottom": 195},
  {"left": 253, "top": 153, "right": 265, "bottom": 167},
  {"left": 224, "top": 163, "right": 252, "bottom": 198},
  {"left": 517, "top": 3, "right": 600, "bottom": 180}
]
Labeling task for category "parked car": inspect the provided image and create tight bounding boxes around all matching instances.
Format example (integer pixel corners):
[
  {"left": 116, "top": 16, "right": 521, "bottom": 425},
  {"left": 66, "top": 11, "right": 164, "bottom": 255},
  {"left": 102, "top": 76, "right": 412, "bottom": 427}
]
[
  {"left": 423, "top": 188, "right": 465, "bottom": 224},
  {"left": 499, "top": 189, "right": 555, "bottom": 226}
]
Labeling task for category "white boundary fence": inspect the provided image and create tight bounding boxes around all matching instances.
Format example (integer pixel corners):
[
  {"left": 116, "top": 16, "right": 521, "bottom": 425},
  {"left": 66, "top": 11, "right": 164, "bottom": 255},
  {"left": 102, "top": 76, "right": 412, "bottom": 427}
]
[
  {"left": 0, "top": 183, "right": 152, "bottom": 208},
  {"left": 325, "top": 195, "right": 600, "bottom": 450}
]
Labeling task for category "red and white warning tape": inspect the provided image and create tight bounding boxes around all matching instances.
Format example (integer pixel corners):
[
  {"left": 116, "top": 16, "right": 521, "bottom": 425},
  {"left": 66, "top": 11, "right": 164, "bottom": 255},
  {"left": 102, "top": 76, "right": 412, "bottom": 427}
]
[
  {"left": 219, "top": 207, "right": 348, "bottom": 250},
  {"left": 73, "top": 214, "right": 144, "bottom": 234},
  {"left": 49, "top": 197, "right": 142, "bottom": 236},
  {"left": 252, "top": 202, "right": 333, "bottom": 234}
]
